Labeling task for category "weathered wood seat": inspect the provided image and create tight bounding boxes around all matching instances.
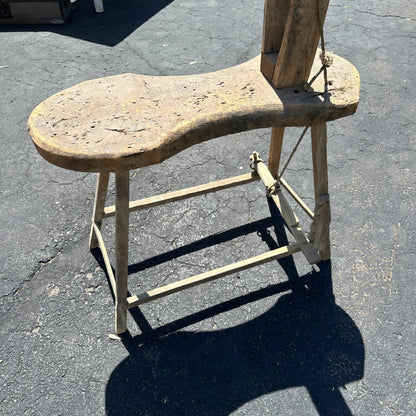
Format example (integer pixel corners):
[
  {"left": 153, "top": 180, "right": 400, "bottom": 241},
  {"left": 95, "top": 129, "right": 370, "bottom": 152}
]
[
  {"left": 29, "top": 53, "right": 358, "bottom": 173},
  {"left": 28, "top": 0, "right": 360, "bottom": 334}
]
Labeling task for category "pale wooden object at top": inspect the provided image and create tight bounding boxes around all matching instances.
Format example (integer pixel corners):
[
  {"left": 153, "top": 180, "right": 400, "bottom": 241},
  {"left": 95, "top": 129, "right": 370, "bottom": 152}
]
[
  {"left": 94, "top": 0, "right": 104, "bottom": 13},
  {"left": 261, "top": 0, "right": 329, "bottom": 87},
  {"left": 28, "top": 53, "right": 359, "bottom": 173}
]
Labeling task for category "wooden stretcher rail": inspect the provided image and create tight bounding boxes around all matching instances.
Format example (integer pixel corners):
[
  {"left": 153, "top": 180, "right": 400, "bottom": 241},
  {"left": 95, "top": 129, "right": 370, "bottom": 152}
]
[
  {"left": 103, "top": 172, "right": 259, "bottom": 218},
  {"left": 127, "top": 243, "right": 301, "bottom": 308},
  {"left": 92, "top": 223, "right": 117, "bottom": 294},
  {"left": 280, "top": 177, "right": 314, "bottom": 219}
]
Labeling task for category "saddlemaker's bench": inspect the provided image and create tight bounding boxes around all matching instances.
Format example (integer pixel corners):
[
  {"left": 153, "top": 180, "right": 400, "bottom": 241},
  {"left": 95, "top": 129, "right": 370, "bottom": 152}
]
[{"left": 28, "top": 0, "right": 360, "bottom": 334}]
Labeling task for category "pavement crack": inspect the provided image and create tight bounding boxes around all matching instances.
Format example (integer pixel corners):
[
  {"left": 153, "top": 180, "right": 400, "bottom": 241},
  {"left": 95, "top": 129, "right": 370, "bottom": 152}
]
[
  {"left": 11, "top": 250, "right": 61, "bottom": 300},
  {"left": 123, "top": 40, "right": 168, "bottom": 76},
  {"left": 48, "top": 173, "right": 90, "bottom": 186},
  {"left": 332, "top": 5, "right": 415, "bottom": 21}
]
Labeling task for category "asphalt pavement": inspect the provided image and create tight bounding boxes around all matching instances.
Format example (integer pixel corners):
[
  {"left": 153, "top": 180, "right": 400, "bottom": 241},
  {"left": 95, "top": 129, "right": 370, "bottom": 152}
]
[{"left": 0, "top": 0, "right": 415, "bottom": 415}]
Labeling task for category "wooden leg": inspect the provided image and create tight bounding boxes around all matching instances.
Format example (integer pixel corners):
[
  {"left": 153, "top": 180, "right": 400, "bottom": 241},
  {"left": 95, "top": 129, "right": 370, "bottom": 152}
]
[
  {"left": 115, "top": 170, "right": 130, "bottom": 334},
  {"left": 89, "top": 172, "right": 110, "bottom": 249},
  {"left": 310, "top": 122, "right": 331, "bottom": 260},
  {"left": 268, "top": 126, "right": 285, "bottom": 178}
]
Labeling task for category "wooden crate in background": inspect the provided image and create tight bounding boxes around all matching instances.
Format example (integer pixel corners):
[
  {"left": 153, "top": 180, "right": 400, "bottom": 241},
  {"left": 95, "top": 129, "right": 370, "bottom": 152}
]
[{"left": 0, "top": 0, "right": 72, "bottom": 24}]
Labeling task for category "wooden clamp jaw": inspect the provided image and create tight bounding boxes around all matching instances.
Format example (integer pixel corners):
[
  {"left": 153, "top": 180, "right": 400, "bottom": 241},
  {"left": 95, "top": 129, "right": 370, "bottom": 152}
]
[{"left": 261, "top": 0, "right": 330, "bottom": 88}]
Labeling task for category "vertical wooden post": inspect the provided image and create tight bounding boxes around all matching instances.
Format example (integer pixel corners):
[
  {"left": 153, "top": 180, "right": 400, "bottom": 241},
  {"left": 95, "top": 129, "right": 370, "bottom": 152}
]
[
  {"left": 261, "top": 0, "right": 330, "bottom": 88},
  {"left": 261, "top": 0, "right": 291, "bottom": 81},
  {"left": 268, "top": 126, "right": 285, "bottom": 178},
  {"left": 89, "top": 172, "right": 110, "bottom": 249},
  {"left": 272, "top": 0, "right": 329, "bottom": 88},
  {"left": 310, "top": 122, "right": 331, "bottom": 260},
  {"left": 115, "top": 170, "right": 130, "bottom": 334},
  {"left": 262, "top": 0, "right": 291, "bottom": 54}
]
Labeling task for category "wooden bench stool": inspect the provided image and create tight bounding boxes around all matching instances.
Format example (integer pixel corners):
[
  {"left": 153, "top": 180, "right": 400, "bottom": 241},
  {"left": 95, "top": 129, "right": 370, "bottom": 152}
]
[{"left": 28, "top": 0, "right": 360, "bottom": 334}]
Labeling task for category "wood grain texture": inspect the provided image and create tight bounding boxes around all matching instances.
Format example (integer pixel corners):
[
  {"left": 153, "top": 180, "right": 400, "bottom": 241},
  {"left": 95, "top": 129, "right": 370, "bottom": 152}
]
[
  {"left": 272, "top": 0, "right": 330, "bottom": 88},
  {"left": 28, "top": 53, "right": 359, "bottom": 173},
  {"left": 115, "top": 170, "right": 129, "bottom": 334},
  {"left": 262, "top": 0, "right": 291, "bottom": 54}
]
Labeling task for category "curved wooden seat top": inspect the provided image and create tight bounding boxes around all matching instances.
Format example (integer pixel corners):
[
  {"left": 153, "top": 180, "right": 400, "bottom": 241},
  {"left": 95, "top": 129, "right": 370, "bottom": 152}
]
[{"left": 28, "top": 52, "right": 359, "bottom": 172}]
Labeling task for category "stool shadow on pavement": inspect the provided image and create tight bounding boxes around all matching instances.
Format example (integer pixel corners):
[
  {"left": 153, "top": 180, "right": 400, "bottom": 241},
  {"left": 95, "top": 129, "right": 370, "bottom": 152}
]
[
  {"left": 104, "top": 200, "right": 365, "bottom": 416},
  {"left": 0, "top": 0, "right": 174, "bottom": 46}
]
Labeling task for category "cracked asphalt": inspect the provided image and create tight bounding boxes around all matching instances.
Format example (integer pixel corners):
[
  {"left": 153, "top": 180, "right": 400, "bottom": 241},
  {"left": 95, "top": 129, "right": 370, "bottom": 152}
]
[{"left": 0, "top": 0, "right": 415, "bottom": 415}]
